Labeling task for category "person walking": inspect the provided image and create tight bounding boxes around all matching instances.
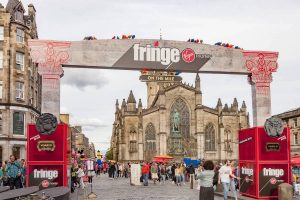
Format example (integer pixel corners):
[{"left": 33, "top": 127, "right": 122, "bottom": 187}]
[
  {"left": 7, "top": 155, "right": 22, "bottom": 190},
  {"left": 218, "top": 160, "right": 239, "bottom": 200},
  {"left": 197, "top": 160, "right": 215, "bottom": 200},
  {"left": 175, "top": 164, "right": 182, "bottom": 186},
  {"left": 229, "top": 161, "right": 239, "bottom": 200},
  {"left": 160, "top": 164, "right": 166, "bottom": 184},
  {"left": 76, "top": 165, "right": 85, "bottom": 189},
  {"left": 151, "top": 163, "right": 158, "bottom": 184},
  {"left": 142, "top": 162, "right": 150, "bottom": 186}
]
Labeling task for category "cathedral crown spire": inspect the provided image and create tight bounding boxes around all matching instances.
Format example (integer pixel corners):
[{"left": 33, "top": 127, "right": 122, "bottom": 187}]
[
  {"left": 217, "top": 98, "right": 222, "bottom": 107},
  {"left": 233, "top": 98, "right": 238, "bottom": 106},
  {"left": 138, "top": 98, "right": 142, "bottom": 107},
  {"left": 195, "top": 73, "right": 201, "bottom": 91},
  {"left": 115, "top": 99, "right": 119, "bottom": 109},
  {"left": 196, "top": 73, "right": 200, "bottom": 81},
  {"left": 127, "top": 90, "right": 136, "bottom": 104},
  {"left": 242, "top": 100, "right": 247, "bottom": 108},
  {"left": 121, "top": 98, "right": 126, "bottom": 107}
]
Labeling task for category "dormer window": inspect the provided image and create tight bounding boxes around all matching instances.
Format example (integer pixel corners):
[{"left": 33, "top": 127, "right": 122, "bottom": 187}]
[{"left": 14, "top": 11, "right": 24, "bottom": 22}]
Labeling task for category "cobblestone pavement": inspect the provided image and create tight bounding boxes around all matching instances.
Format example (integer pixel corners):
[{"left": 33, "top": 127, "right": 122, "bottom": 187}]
[
  {"left": 71, "top": 175, "right": 300, "bottom": 200},
  {"left": 78, "top": 175, "right": 223, "bottom": 200}
]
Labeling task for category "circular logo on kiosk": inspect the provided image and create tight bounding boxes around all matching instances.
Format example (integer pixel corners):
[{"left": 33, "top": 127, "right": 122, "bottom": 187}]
[
  {"left": 270, "top": 178, "right": 277, "bottom": 185},
  {"left": 264, "top": 117, "right": 284, "bottom": 138},
  {"left": 36, "top": 113, "right": 58, "bottom": 135},
  {"left": 41, "top": 180, "right": 50, "bottom": 188}
]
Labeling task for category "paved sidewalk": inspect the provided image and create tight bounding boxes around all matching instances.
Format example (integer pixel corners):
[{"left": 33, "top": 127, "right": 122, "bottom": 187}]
[
  {"left": 81, "top": 175, "right": 221, "bottom": 200},
  {"left": 70, "top": 175, "right": 300, "bottom": 200}
]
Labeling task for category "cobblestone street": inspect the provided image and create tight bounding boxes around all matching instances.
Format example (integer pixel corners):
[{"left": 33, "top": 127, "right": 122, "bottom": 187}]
[{"left": 75, "top": 175, "right": 223, "bottom": 200}]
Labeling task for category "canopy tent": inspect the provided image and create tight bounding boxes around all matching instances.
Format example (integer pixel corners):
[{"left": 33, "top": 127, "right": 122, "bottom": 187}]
[
  {"left": 291, "top": 156, "right": 300, "bottom": 167},
  {"left": 152, "top": 155, "right": 174, "bottom": 163}
]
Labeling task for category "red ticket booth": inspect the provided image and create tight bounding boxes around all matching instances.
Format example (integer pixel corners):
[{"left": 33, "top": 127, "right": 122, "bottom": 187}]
[
  {"left": 239, "top": 127, "right": 290, "bottom": 199},
  {"left": 26, "top": 124, "right": 69, "bottom": 189}
]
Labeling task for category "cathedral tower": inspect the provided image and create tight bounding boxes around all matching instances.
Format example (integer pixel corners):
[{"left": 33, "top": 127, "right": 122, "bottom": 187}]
[{"left": 146, "top": 82, "right": 160, "bottom": 108}]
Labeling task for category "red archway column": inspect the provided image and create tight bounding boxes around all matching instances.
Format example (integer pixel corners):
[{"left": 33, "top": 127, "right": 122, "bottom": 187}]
[
  {"left": 28, "top": 40, "right": 71, "bottom": 119},
  {"left": 242, "top": 51, "right": 279, "bottom": 126}
]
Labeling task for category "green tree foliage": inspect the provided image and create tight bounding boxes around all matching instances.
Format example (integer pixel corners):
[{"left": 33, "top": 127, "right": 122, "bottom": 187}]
[{"left": 105, "top": 148, "right": 113, "bottom": 160}]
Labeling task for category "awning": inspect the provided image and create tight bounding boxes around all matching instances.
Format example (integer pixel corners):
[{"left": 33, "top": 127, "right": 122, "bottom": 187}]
[{"left": 291, "top": 156, "right": 300, "bottom": 166}]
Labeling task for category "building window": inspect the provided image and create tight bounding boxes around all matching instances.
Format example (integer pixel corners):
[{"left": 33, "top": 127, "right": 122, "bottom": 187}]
[
  {"left": 170, "top": 98, "right": 190, "bottom": 138},
  {"left": 0, "top": 26, "right": 3, "bottom": 40},
  {"left": 0, "top": 81, "right": 2, "bottom": 99},
  {"left": 205, "top": 123, "right": 216, "bottom": 151},
  {"left": 145, "top": 123, "right": 156, "bottom": 161},
  {"left": 15, "top": 82, "right": 24, "bottom": 100},
  {"left": 16, "top": 52, "right": 25, "bottom": 71},
  {"left": 294, "top": 118, "right": 298, "bottom": 128},
  {"left": 0, "top": 50, "right": 3, "bottom": 68},
  {"left": 16, "top": 29, "right": 24, "bottom": 43},
  {"left": 295, "top": 134, "right": 299, "bottom": 145},
  {"left": 13, "top": 112, "right": 25, "bottom": 135},
  {"left": 129, "top": 141, "right": 137, "bottom": 152},
  {"left": 15, "top": 12, "right": 24, "bottom": 22}
]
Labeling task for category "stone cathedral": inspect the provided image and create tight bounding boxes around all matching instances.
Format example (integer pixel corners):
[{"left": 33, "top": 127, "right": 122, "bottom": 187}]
[{"left": 111, "top": 72, "right": 249, "bottom": 162}]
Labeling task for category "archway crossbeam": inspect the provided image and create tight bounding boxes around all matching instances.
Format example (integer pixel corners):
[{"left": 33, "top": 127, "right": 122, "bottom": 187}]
[{"left": 28, "top": 39, "right": 279, "bottom": 126}]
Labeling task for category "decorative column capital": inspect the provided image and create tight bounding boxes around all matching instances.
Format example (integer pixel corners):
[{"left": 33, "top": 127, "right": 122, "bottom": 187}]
[
  {"left": 28, "top": 40, "right": 71, "bottom": 76},
  {"left": 243, "top": 51, "right": 278, "bottom": 94}
]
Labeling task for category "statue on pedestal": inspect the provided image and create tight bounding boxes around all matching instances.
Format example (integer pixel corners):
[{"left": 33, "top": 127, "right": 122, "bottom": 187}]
[{"left": 172, "top": 109, "right": 180, "bottom": 132}]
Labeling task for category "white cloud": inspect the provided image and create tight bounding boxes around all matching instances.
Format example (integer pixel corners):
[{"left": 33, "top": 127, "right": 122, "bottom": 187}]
[
  {"left": 71, "top": 117, "right": 108, "bottom": 131},
  {"left": 61, "top": 69, "right": 108, "bottom": 91}
]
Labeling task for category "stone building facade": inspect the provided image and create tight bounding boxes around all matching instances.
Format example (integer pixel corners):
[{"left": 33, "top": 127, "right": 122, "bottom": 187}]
[
  {"left": 111, "top": 72, "right": 249, "bottom": 162},
  {"left": 72, "top": 126, "right": 92, "bottom": 158},
  {"left": 0, "top": 1, "right": 41, "bottom": 163},
  {"left": 273, "top": 107, "right": 300, "bottom": 156}
]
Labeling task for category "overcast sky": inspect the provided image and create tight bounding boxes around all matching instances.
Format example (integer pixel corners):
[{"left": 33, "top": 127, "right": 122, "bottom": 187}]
[{"left": 4, "top": 0, "right": 300, "bottom": 152}]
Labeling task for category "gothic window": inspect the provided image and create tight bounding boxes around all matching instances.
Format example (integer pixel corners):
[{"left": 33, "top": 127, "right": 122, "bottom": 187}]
[
  {"left": 224, "top": 126, "right": 232, "bottom": 152},
  {"left": 129, "top": 126, "right": 137, "bottom": 153},
  {"left": 145, "top": 123, "right": 156, "bottom": 152},
  {"left": 170, "top": 98, "right": 190, "bottom": 138},
  {"left": 205, "top": 123, "right": 216, "bottom": 151},
  {"left": 129, "top": 141, "right": 137, "bottom": 152}
]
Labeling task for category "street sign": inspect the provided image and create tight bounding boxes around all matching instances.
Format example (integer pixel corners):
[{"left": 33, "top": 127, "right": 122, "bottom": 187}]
[{"left": 139, "top": 74, "right": 182, "bottom": 82}]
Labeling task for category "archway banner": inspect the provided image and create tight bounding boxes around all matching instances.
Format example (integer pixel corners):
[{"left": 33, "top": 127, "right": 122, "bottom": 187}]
[{"left": 28, "top": 39, "right": 278, "bottom": 74}]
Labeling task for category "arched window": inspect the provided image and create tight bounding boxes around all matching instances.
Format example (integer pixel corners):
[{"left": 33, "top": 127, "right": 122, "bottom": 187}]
[
  {"left": 129, "top": 126, "right": 137, "bottom": 152},
  {"left": 205, "top": 123, "right": 216, "bottom": 151},
  {"left": 145, "top": 123, "right": 156, "bottom": 160},
  {"left": 170, "top": 98, "right": 190, "bottom": 138},
  {"left": 224, "top": 126, "right": 232, "bottom": 152}
]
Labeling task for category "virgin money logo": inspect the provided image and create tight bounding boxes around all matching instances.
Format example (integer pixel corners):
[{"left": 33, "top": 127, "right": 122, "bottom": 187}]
[
  {"left": 181, "top": 48, "right": 195, "bottom": 63},
  {"left": 42, "top": 180, "right": 50, "bottom": 188},
  {"left": 270, "top": 178, "right": 277, "bottom": 185}
]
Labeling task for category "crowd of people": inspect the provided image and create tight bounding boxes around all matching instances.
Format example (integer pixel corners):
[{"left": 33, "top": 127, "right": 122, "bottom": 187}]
[
  {"left": 69, "top": 158, "right": 242, "bottom": 199},
  {"left": 0, "top": 155, "right": 26, "bottom": 190}
]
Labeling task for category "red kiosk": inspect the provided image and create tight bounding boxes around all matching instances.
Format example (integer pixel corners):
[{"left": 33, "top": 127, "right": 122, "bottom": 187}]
[
  {"left": 26, "top": 123, "right": 69, "bottom": 189},
  {"left": 239, "top": 126, "right": 290, "bottom": 199}
]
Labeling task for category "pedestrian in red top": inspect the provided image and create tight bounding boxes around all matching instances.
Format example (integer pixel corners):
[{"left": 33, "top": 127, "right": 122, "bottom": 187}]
[{"left": 142, "top": 162, "right": 150, "bottom": 186}]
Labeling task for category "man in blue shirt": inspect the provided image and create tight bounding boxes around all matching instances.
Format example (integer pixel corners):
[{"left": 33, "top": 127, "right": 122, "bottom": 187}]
[{"left": 7, "top": 155, "right": 22, "bottom": 190}]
